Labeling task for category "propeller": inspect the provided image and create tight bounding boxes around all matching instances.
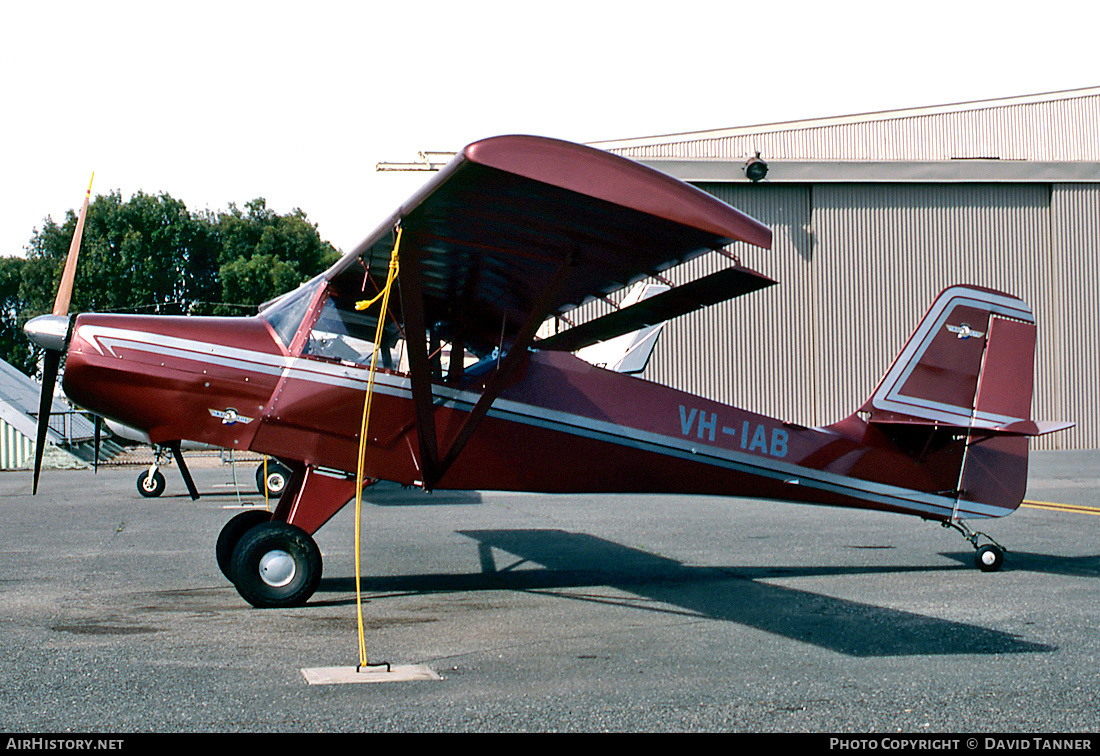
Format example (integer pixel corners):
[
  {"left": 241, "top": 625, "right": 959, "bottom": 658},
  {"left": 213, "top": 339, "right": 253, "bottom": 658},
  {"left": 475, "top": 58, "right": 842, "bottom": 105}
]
[
  {"left": 94, "top": 414, "right": 102, "bottom": 473},
  {"left": 24, "top": 174, "right": 93, "bottom": 493}
]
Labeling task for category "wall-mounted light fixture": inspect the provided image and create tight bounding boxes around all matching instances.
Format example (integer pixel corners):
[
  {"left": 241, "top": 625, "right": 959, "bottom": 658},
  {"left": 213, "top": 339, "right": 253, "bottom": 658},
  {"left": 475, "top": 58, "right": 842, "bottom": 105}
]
[{"left": 744, "top": 152, "right": 768, "bottom": 182}]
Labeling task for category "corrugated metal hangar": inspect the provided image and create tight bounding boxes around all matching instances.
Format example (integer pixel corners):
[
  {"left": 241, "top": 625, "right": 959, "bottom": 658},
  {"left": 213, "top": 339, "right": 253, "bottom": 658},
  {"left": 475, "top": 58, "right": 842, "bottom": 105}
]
[{"left": 583, "top": 87, "right": 1100, "bottom": 450}]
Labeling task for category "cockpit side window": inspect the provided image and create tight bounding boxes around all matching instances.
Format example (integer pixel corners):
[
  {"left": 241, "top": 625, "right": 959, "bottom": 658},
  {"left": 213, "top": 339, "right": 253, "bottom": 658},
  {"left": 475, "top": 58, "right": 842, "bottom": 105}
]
[
  {"left": 302, "top": 291, "right": 404, "bottom": 369},
  {"left": 305, "top": 298, "right": 373, "bottom": 363}
]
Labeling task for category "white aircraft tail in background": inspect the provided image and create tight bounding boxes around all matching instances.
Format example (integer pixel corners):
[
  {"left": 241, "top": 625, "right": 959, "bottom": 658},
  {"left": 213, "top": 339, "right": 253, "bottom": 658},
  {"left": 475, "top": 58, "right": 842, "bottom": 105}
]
[{"left": 574, "top": 282, "right": 669, "bottom": 374}]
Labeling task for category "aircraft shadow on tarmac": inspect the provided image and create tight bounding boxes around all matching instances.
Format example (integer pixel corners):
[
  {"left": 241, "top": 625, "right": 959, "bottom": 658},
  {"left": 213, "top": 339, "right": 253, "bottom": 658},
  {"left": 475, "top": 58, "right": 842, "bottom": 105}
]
[
  {"left": 317, "top": 528, "right": 1055, "bottom": 658},
  {"left": 362, "top": 482, "right": 484, "bottom": 506}
]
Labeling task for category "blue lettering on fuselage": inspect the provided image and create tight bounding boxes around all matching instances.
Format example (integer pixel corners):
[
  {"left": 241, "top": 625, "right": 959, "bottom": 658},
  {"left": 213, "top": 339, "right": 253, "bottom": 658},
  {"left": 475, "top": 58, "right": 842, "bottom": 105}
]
[
  {"left": 678, "top": 404, "right": 789, "bottom": 458},
  {"left": 679, "top": 406, "right": 697, "bottom": 435}
]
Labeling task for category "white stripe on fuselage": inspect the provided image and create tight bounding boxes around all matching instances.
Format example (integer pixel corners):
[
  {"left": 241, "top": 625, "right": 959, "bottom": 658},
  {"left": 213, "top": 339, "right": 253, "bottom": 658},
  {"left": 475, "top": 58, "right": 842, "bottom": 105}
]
[
  {"left": 74, "top": 323, "right": 1005, "bottom": 520},
  {"left": 79, "top": 325, "right": 293, "bottom": 377}
]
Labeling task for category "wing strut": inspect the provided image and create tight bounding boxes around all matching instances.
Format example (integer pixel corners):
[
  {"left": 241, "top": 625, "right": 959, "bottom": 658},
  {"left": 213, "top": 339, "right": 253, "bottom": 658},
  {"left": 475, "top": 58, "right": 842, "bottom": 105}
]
[
  {"left": 400, "top": 246, "right": 576, "bottom": 491},
  {"left": 397, "top": 237, "right": 442, "bottom": 487},
  {"left": 436, "top": 256, "right": 575, "bottom": 483}
]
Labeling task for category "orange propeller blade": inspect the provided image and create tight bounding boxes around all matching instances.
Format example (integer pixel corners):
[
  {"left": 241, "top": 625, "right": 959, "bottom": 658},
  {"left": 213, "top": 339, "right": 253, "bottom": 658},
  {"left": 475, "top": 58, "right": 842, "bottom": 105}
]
[{"left": 52, "top": 173, "right": 93, "bottom": 317}]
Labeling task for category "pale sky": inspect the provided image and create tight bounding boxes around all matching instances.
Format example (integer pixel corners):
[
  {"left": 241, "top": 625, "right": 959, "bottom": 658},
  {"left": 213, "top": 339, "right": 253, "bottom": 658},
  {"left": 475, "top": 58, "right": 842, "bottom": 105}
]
[{"left": 3, "top": 0, "right": 1098, "bottom": 258}]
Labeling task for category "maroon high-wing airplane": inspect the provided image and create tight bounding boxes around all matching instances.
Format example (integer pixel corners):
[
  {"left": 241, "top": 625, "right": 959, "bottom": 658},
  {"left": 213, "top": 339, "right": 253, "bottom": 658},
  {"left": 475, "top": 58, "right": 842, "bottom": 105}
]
[{"left": 26, "top": 135, "right": 1072, "bottom": 609}]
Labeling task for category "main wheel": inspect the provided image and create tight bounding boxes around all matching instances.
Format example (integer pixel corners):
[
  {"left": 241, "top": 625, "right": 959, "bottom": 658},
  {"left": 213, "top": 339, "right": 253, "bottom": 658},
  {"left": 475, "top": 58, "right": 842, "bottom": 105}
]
[
  {"left": 230, "top": 521, "right": 322, "bottom": 608},
  {"left": 256, "top": 460, "right": 290, "bottom": 497},
  {"left": 136, "top": 469, "right": 166, "bottom": 498},
  {"left": 976, "top": 544, "right": 1005, "bottom": 572},
  {"left": 215, "top": 509, "right": 272, "bottom": 580}
]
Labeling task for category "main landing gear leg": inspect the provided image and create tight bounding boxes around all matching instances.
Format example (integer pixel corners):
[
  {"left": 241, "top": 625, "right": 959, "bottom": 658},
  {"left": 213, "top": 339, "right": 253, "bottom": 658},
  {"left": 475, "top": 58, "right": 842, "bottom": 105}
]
[
  {"left": 941, "top": 518, "right": 1006, "bottom": 572},
  {"left": 216, "top": 463, "right": 369, "bottom": 608}
]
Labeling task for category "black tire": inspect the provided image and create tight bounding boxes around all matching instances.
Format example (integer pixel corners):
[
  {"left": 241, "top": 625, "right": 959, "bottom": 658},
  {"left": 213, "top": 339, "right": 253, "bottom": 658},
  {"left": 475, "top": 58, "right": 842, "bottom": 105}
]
[
  {"left": 230, "top": 521, "right": 322, "bottom": 608},
  {"left": 256, "top": 460, "right": 290, "bottom": 497},
  {"left": 136, "top": 469, "right": 166, "bottom": 498},
  {"left": 215, "top": 509, "right": 272, "bottom": 581},
  {"left": 976, "top": 544, "right": 1005, "bottom": 572}
]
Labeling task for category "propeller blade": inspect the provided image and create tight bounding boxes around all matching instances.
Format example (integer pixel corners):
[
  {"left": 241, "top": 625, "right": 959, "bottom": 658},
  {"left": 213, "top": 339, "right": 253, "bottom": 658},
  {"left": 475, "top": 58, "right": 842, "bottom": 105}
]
[
  {"left": 52, "top": 173, "right": 93, "bottom": 317},
  {"left": 29, "top": 174, "right": 93, "bottom": 494},
  {"left": 94, "top": 415, "right": 102, "bottom": 473},
  {"left": 32, "top": 350, "right": 62, "bottom": 495}
]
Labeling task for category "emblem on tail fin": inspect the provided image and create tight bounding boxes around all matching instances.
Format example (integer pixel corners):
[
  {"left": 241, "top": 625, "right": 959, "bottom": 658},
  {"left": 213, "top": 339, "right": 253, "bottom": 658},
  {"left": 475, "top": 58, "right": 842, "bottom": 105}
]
[{"left": 946, "top": 323, "right": 984, "bottom": 340}]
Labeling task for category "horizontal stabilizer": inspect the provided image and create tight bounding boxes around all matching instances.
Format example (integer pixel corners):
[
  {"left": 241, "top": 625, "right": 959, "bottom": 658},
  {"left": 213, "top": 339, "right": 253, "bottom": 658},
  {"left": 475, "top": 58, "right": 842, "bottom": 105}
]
[
  {"left": 991, "top": 419, "right": 1076, "bottom": 436},
  {"left": 537, "top": 264, "right": 775, "bottom": 353},
  {"left": 867, "top": 416, "right": 1075, "bottom": 437}
]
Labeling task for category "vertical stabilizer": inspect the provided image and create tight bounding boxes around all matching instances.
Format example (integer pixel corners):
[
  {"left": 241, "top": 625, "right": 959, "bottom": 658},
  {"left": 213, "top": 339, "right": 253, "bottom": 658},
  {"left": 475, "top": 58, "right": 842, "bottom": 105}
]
[{"left": 861, "top": 285, "right": 1037, "bottom": 431}]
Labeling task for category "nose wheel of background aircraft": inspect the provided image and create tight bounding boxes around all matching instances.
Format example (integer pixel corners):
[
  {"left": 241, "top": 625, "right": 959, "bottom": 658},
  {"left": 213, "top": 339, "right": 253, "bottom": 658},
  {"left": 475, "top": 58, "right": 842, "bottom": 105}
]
[
  {"left": 136, "top": 469, "right": 166, "bottom": 497},
  {"left": 228, "top": 521, "right": 322, "bottom": 608},
  {"left": 941, "top": 519, "right": 1006, "bottom": 572},
  {"left": 256, "top": 460, "right": 290, "bottom": 496}
]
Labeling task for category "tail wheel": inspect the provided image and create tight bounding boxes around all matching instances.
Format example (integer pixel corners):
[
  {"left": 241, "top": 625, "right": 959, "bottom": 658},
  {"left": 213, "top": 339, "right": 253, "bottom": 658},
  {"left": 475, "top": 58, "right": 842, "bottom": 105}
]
[
  {"left": 976, "top": 544, "right": 1005, "bottom": 572},
  {"left": 942, "top": 519, "right": 1007, "bottom": 572},
  {"left": 230, "top": 521, "right": 322, "bottom": 608},
  {"left": 215, "top": 509, "right": 272, "bottom": 580},
  {"left": 136, "top": 470, "right": 166, "bottom": 498}
]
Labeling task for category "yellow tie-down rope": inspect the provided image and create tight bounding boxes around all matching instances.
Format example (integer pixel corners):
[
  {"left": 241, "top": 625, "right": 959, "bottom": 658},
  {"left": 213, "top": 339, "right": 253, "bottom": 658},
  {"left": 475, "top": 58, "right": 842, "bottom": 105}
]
[{"left": 351, "top": 227, "right": 402, "bottom": 670}]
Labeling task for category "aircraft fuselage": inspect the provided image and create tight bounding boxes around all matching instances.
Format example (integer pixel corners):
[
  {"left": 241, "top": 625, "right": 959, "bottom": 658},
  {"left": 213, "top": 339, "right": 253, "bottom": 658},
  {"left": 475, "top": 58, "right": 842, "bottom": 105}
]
[{"left": 61, "top": 311, "right": 994, "bottom": 538}]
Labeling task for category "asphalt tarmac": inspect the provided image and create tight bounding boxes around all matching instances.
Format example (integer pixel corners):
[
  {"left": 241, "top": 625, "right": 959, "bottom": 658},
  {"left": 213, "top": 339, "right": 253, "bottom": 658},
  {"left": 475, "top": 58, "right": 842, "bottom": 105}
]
[{"left": 2, "top": 450, "right": 1099, "bottom": 734}]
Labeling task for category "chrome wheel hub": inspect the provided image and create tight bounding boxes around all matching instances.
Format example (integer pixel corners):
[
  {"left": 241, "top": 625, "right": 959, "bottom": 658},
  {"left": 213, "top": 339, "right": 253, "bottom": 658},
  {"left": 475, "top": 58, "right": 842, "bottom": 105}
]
[{"left": 259, "top": 550, "right": 296, "bottom": 587}]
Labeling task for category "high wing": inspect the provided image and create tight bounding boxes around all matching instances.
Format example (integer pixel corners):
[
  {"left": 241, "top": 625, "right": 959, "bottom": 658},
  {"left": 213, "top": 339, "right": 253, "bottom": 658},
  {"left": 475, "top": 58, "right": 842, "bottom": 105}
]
[
  {"left": 325, "top": 134, "right": 773, "bottom": 357},
  {"left": 323, "top": 134, "right": 774, "bottom": 490}
]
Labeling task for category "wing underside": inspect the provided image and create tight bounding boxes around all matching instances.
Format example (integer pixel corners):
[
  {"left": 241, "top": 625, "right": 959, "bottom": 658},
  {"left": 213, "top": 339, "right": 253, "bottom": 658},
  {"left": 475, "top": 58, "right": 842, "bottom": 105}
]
[{"left": 326, "top": 135, "right": 773, "bottom": 356}]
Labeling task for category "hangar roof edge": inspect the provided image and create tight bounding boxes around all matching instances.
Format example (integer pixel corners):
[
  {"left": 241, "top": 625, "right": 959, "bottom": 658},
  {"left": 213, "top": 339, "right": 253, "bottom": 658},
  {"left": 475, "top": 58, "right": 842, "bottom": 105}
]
[
  {"left": 591, "top": 86, "right": 1100, "bottom": 151},
  {"left": 640, "top": 158, "right": 1100, "bottom": 184}
]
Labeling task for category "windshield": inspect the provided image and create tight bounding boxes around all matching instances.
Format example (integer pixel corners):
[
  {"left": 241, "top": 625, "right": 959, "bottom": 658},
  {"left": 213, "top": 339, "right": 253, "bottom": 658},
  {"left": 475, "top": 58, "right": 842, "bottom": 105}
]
[
  {"left": 304, "top": 297, "right": 384, "bottom": 363},
  {"left": 259, "top": 277, "right": 324, "bottom": 350}
]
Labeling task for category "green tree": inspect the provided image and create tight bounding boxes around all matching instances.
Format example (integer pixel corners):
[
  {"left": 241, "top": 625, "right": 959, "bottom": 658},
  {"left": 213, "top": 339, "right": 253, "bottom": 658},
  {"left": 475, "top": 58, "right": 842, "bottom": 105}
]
[
  {"left": 211, "top": 198, "right": 339, "bottom": 314},
  {"left": 0, "top": 256, "right": 32, "bottom": 374},
  {"left": 21, "top": 190, "right": 220, "bottom": 317},
  {"left": 10, "top": 192, "right": 340, "bottom": 375},
  {"left": 218, "top": 253, "right": 304, "bottom": 311}
]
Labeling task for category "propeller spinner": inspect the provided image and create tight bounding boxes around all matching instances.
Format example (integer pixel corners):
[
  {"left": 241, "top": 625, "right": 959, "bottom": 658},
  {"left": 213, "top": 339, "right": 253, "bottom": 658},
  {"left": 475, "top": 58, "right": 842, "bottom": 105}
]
[{"left": 24, "top": 174, "right": 93, "bottom": 493}]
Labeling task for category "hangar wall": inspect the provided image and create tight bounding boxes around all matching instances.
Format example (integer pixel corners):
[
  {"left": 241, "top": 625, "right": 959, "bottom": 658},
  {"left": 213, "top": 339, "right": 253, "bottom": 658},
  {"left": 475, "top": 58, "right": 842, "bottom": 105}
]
[
  {"left": 584, "top": 88, "right": 1100, "bottom": 450},
  {"left": 600, "top": 88, "right": 1100, "bottom": 162},
  {"left": 564, "top": 181, "right": 1100, "bottom": 450},
  {"left": 1049, "top": 184, "right": 1100, "bottom": 448},
  {"left": 625, "top": 182, "right": 1097, "bottom": 450}
]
